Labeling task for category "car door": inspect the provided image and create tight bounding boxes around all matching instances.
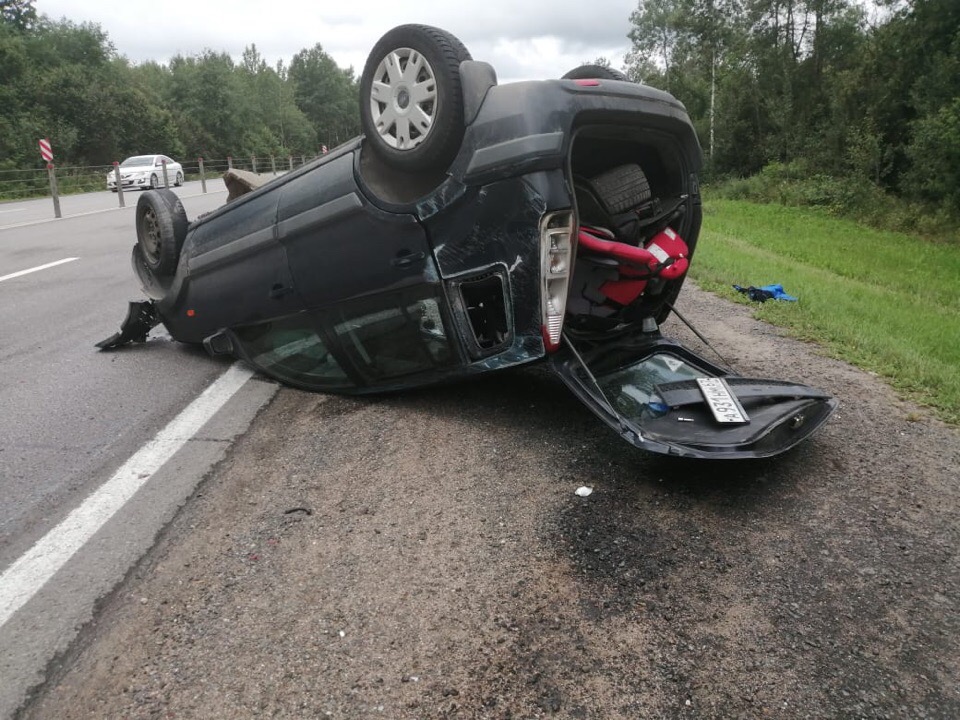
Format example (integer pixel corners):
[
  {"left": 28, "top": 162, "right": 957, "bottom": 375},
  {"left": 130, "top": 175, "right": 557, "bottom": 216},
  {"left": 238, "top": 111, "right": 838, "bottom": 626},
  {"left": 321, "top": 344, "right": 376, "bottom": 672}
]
[
  {"left": 274, "top": 150, "right": 454, "bottom": 390},
  {"left": 277, "top": 151, "right": 439, "bottom": 310},
  {"left": 170, "top": 180, "right": 301, "bottom": 342}
]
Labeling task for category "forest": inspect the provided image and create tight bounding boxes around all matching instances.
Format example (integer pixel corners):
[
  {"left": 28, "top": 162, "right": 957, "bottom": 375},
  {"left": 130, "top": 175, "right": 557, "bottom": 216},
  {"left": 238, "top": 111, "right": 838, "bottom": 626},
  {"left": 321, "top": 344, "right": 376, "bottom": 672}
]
[
  {"left": 625, "top": 0, "right": 959, "bottom": 226},
  {"left": 0, "top": 0, "right": 359, "bottom": 171},
  {"left": 1, "top": 0, "right": 957, "bottom": 223}
]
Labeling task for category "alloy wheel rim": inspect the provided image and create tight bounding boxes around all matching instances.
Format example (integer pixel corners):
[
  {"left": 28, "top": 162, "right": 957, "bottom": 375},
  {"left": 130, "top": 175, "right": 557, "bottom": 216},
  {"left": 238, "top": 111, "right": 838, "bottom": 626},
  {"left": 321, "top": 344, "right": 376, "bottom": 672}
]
[{"left": 369, "top": 47, "right": 437, "bottom": 150}]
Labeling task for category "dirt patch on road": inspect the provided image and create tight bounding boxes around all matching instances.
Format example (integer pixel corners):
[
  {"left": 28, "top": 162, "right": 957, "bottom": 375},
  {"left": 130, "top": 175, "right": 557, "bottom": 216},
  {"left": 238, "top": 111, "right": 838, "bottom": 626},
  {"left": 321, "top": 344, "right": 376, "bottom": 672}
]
[{"left": 21, "top": 283, "right": 960, "bottom": 719}]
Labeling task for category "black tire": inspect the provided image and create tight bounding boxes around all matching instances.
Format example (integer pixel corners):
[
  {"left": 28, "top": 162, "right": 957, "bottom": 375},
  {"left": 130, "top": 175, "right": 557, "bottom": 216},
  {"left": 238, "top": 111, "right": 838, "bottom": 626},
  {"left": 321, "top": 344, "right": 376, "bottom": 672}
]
[
  {"left": 438, "top": 28, "right": 472, "bottom": 64},
  {"left": 135, "top": 189, "right": 188, "bottom": 276},
  {"left": 562, "top": 64, "right": 629, "bottom": 82},
  {"left": 587, "top": 164, "right": 652, "bottom": 215},
  {"left": 175, "top": 171, "right": 184, "bottom": 187},
  {"left": 149, "top": 174, "right": 158, "bottom": 189},
  {"left": 360, "top": 24, "right": 469, "bottom": 172}
]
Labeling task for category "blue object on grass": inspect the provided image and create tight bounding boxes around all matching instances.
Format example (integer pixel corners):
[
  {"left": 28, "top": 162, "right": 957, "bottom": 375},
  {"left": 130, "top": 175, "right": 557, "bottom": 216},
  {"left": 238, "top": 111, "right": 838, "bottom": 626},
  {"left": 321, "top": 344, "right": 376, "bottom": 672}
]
[
  {"left": 733, "top": 283, "right": 798, "bottom": 302},
  {"left": 759, "top": 284, "right": 798, "bottom": 301}
]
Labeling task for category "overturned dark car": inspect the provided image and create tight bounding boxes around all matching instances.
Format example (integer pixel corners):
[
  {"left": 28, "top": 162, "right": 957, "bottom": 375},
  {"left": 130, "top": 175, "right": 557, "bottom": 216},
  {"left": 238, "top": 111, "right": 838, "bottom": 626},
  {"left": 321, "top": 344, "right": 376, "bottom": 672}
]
[{"left": 99, "top": 24, "right": 836, "bottom": 459}]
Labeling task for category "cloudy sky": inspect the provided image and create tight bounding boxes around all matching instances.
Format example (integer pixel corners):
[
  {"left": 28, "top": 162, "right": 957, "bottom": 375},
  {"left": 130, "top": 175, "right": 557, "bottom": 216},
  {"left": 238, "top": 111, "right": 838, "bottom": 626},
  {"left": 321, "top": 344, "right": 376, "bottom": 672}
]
[{"left": 35, "top": 0, "right": 639, "bottom": 83}]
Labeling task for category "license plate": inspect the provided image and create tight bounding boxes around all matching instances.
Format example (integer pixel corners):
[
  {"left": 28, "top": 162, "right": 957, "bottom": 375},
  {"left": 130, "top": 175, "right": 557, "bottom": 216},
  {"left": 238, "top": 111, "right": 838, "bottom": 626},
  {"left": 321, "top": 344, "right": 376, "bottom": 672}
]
[{"left": 696, "top": 377, "right": 749, "bottom": 424}]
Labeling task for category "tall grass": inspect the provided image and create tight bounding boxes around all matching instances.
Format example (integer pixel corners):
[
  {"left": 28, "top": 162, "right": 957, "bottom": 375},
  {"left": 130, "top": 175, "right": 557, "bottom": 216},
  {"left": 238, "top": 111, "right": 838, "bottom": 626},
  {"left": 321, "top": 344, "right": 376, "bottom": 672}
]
[{"left": 691, "top": 199, "right": 960, "bottom": 424}]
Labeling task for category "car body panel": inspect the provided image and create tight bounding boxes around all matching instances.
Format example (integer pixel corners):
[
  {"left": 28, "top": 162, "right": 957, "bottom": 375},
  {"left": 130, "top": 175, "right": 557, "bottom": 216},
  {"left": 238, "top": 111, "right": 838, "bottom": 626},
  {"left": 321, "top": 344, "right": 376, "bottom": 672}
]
[{"left": 277, "top": 154, "right": 437, "bottom": 309}]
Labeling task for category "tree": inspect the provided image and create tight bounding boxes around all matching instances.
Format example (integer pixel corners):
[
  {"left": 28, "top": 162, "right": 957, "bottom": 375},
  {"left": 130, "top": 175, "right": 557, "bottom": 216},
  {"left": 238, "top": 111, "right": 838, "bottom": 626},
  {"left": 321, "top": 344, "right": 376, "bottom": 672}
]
[
  {"left": 0, "top": 0, "right": 36, "bottom": 32},
  {"left": 0, "top": 4, "right": 356, "bottom": 171},
  {"left": 289, "top": 43, "right": 359, "bottom": 148},
  {"left": 237, "top": 45, "right": 316, "bottom": 156},
  {"left": 165, "top": 51, "right": 260, "bottom": 158}
]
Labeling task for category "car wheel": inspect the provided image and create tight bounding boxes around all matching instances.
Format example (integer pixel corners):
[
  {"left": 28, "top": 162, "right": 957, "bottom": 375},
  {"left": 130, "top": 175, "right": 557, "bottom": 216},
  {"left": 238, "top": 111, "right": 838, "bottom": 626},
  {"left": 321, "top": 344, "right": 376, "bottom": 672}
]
[
  {"left": 561, "top": 64, "right": 629, "bottom": 82},
  {"left": 360, "top": 24, "right": 470, "bottom": 172},
  {"left": 135, "top": 189, "right": 188, "bottom": 276},
  {"left": 149, "top": 174, "right": 158, "bottom": 189},
  {"left": 437, "top": 27, "right": 472, "bottom": 65},
  {"left": 175, "top": 171, "right": 184, "bottom": 187}
]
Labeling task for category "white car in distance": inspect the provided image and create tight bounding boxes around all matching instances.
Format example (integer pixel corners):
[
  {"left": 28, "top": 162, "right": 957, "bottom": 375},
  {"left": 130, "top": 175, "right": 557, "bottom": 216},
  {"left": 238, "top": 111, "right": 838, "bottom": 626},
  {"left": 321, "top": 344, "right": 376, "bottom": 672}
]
[{"left": 107, "top": 155, "right": 184, "bottom": 192}]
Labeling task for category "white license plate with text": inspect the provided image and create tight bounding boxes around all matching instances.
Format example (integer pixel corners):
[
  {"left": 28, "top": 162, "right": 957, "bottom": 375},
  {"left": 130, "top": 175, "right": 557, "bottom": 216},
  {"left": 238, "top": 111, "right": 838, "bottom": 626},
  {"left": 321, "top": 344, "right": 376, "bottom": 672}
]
[{"left": 696, "top": 377, "right": 749, "bottom": 424}]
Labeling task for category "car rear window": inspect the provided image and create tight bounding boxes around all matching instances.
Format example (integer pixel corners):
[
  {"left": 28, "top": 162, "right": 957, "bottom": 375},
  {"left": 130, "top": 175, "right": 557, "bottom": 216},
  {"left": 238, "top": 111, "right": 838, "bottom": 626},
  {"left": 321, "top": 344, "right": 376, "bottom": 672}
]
[{"left": 598, "top": 352, "right": 706, "bottom": 421}]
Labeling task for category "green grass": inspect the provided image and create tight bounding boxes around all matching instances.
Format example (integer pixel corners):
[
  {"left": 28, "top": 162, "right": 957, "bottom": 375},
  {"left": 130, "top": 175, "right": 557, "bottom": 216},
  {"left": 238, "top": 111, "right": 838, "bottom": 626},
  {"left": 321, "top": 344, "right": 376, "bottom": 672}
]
[{"left": 690, "top": 199, "right": 960, "bottom": 424}]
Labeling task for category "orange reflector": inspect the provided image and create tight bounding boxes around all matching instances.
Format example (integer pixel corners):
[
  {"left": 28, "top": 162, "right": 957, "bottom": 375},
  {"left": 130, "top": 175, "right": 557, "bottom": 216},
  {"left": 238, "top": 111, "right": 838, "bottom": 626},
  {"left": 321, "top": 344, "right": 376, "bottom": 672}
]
[{"left": 186, "top": 309, "right": 196, "bottom": 317}]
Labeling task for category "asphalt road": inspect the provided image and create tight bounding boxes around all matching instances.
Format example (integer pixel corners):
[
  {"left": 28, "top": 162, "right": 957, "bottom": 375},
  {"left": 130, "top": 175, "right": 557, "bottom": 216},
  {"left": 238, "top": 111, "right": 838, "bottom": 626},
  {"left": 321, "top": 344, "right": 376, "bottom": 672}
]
[
  {"left": 0, "top": 177, "right": 284, "bottom": 230},
  {"left": 2, "top": 183, "right": 958, "bottom": 719},
  {"left": 1, "top": 183, "right": 174, "bottom": 229},
  {"left": 16, "top": 283, "right": 960, "bottom": 720},
  {"left": 0, "top": 182, "right": 278, "bottom": 717}
]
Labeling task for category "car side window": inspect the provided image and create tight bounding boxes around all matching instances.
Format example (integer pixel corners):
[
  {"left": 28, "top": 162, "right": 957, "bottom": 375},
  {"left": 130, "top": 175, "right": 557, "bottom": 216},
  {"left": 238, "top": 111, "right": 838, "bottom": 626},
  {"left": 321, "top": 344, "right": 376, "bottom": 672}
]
[
  {"left": 232, "top": 314, "right": 351, "bottom": 390},
  {"left": 330, "top": 293, "right": 454, "bottom": 381}
]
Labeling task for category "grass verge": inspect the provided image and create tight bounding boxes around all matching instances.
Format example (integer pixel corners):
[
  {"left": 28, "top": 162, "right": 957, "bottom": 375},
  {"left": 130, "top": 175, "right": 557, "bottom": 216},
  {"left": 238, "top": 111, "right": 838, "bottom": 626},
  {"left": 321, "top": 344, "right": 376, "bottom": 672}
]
[{"left": 690, "top": 199, "right": 960, "bottom": 425}]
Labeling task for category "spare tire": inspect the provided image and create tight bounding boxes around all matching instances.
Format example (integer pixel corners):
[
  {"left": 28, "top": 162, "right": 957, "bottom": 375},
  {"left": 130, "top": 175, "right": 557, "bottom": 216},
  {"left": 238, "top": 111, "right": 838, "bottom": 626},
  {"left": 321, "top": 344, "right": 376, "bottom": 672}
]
[
  {"left": 360, "top": 24, "right": 470, "bottom": 172},
  {"left": 562, "top": 64, "right": 629, "bottom": 82},
  {"left": 135, "top": 189, "right": 188, "bottom": 276}
]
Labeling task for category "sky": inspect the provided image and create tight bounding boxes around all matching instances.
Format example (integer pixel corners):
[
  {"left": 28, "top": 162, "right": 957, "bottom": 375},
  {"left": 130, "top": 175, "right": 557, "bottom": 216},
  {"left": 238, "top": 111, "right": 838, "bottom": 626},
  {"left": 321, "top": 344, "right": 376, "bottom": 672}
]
[{"left": 35, "top": 0, "right": 639, "bottom": 84}]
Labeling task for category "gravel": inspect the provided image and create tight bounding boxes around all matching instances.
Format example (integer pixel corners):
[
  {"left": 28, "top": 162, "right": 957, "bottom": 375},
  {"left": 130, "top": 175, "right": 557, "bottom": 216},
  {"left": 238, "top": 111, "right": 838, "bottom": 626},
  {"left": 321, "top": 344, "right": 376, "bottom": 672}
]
[{"left": 20, "top": 282, "right": 960, "bottom": 719}]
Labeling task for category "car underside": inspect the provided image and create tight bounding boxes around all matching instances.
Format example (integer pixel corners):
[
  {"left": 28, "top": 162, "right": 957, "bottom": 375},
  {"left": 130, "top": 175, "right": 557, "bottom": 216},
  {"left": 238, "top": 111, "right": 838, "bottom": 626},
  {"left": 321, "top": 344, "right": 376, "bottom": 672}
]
[{"left": 98, "top": 25, "right": 836, "bottom": 460}]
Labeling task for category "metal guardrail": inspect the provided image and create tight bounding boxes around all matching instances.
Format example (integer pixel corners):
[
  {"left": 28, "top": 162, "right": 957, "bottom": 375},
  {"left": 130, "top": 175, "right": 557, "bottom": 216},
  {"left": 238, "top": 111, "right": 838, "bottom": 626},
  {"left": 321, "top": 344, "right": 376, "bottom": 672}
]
[{"left": 0, "top": 154, "right": 320, "bottom": 218}]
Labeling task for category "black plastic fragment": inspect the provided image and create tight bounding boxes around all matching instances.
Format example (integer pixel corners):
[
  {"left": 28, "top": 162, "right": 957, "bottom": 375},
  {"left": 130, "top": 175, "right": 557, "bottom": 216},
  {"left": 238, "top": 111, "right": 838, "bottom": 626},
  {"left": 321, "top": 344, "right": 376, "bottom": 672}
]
[
  {"left": 95, "top": 300, "right": 160, "bottom": 349},
  {"left": 733, "top": 285, "right": 776, "bottom": 302}
]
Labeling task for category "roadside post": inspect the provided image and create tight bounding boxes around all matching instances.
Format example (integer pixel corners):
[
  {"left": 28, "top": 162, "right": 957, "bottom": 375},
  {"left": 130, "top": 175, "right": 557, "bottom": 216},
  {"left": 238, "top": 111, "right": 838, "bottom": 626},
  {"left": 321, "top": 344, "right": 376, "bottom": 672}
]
[
  {"left": 227, "top": 156, "right": 233, "bottom": 170},
  {"left": 288, "top": 156, "right": 294, "bottom": 172},
  {"left": 46, "top": 164, "right": 61, "bottom": 218},
  {"left": 252, "top": 155, "right": 258, "bottom": 174},
  {"left": 271, "top": 156, "right": 277, "bottom": 176},
  {"left": 161, "top": 158, "right": 170, "bottom": 188},
  {"left": 113, "top": 161, "right": 125, "bottom": 207},
  {"left": 198, "top": 157, "right": 207, "bottom": 193},
  {"left": 39, "top": 138, "right": 61, "bottom": 219}
]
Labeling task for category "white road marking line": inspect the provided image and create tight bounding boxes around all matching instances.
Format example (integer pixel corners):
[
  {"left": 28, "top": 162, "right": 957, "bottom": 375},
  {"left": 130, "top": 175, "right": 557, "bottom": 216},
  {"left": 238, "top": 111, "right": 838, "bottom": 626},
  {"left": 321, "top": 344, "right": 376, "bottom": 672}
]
[
  {"left": 0, "top": 209, "right": 27, "bottom": 214},
  {"left": 0, "top": 257, "right": 79, "bottom": 283},
  {"left": 0, "top": 363, "right": 255, "bottom": 628}
]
